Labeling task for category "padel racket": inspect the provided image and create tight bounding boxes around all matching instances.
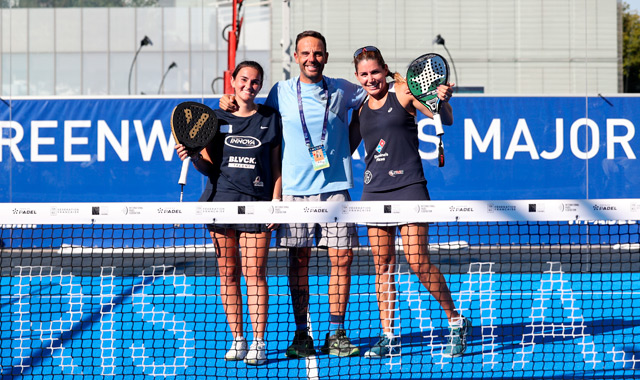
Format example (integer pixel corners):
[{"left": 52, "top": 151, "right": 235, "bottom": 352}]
[
  {"left": 407, "top": 53, "right": 449, "bottom": 167},
  {"left": 406, "top": 53, "right": 449, "bottom": 136},
  {"left": 171, "top": 101, "right": 219, "bottom": 154}
]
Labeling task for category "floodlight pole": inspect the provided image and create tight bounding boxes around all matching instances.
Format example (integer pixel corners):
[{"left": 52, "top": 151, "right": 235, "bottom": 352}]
[
  {"left": 158, "top": 62, "right": 177, "bottom": 94},
  {"left": 224, "top": 0, "right": 244, "bottom": 94},
  {"left": 433, "top": 34, "right": 458, "bottom": 90},
  {"left": 128, "top": 36, "right": 152, "bottom": 95},
  {"left": 282, "top": 0, "right": 291, "bottom": 80}
]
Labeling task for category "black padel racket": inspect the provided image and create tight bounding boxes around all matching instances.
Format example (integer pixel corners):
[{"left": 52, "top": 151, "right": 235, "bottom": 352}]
[
  {"left": 171, "top": 101, "right": 219, "bottom": 154},
  {"left": 406, "top": 53, "right": 449, "bottom": 136},
  {"left": 407, "top": 53, "right": 449, "bottom": 167}
]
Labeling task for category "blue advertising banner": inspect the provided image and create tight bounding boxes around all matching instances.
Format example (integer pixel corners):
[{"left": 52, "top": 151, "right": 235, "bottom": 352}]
[{"left": 1, "top": 95, "right": 639, "bottom": 202}]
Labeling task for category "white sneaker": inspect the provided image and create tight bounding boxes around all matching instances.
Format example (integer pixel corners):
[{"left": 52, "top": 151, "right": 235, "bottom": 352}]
[
  {"left": 225, "top": 336, "right": 247, "bottom": 361},
  {"left": 244, "top": 339, "right": 267, "bottom": 366}
]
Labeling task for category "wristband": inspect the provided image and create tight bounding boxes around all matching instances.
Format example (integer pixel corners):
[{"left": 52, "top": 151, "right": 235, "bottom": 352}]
[{"left": 191, "top": 153, "right": 202, "bottom": 163}]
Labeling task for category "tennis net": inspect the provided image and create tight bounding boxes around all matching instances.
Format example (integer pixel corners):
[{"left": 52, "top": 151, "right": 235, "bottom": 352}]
[{"left": 1, "top": 199, "right": 639, "bottom": 379}]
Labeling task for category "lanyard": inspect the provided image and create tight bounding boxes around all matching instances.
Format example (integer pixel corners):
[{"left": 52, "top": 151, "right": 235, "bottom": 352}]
[{"left": 296, "top": 77, "right": 330, "bottom": 149}]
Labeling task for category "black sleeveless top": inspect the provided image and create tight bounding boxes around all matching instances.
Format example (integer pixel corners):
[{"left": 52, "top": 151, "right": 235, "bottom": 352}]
[{"left": 359, "top": 89, "right": 426, "bottom": 192}]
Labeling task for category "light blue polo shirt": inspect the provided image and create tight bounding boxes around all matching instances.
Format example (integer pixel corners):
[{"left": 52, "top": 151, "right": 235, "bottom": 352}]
[{"left": 265, "top": 76, "right": 366, "bottom": 196}]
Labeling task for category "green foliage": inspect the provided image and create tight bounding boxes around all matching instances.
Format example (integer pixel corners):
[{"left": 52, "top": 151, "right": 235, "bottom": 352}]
[{"left": 624, "top": 2, "right": 640, "bottom": 92}]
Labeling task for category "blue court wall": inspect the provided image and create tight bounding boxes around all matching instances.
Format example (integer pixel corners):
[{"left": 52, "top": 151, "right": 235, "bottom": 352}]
[{"left": 1, "top": 95, "right": 639, "bottom": 202}]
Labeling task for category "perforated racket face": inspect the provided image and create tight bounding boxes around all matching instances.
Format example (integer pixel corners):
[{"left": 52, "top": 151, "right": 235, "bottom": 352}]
[
  {"left": 406, "top": 53, "right": 449, "bottom": 113},
  {"left": 171, "top": 102, "right": 218, "bottom": 153}
]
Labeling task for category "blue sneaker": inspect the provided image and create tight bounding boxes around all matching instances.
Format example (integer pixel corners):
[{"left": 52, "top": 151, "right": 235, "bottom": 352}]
[
  {"left": 364, "top": 335, "right": 400, "bottom": 358},
  {"left": 444, "top": 317, "right": 472, "bottom": 357}
]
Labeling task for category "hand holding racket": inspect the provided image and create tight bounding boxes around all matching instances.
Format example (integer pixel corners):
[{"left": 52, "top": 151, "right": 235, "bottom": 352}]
[{"left": 406, "top": 53, "right": 450, "bottom": 136}]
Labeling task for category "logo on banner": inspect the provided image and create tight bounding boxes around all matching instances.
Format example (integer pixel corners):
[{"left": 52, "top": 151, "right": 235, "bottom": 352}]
[
  {"left": 449, "top": 206, "right": 473, "bottom": 213},
  {"left": 196, "top": 206, "right": 224, "bottom": 215},
  {"left": 238, "top": 205, "right": 255, "bottom": 215},
  {"left": 50, "top": 207, "right": 80, "bottom": 216},
  {"left": 122, "top": 206, "right": 143, "bottom": 215},
  {"left": 92, "top": 206, "right": 109, "bottom": 215},
  {"left": 383, "top": 205, "right": 400, "bottom": 214},
  {"left": 12, "top": 208, "right": 36, "bottom": 215},
  {"left": 342, "top": 205, "right": 372, "bottom": 214},
  {"left": 157, "top": 208, "right": 182, "bottom": 214},
  {"left": 559, "top": 203, "right": 579, "bottom": 212},
  {"left": 528, "top": 204, "right": 545, "bottom": 213},
  {"left": 592, "top": 204, "right": 617, "bottom": 211},
  {"left": 268, "top": 205, "right": 289, "bottom": 214},
  {"left": 303, "top": 207, "right": 328, "bottom": 213},
  {"left": 413, "top": 204, "right": 435, "bottom": 213},
  {"left": 488, "top": 203, "right": 516, "bottom": 213}
]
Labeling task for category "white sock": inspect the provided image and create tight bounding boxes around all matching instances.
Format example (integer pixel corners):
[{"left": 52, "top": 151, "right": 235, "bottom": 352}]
[{"left": 449, "top": 317, "right": 464, "bottom": 327}]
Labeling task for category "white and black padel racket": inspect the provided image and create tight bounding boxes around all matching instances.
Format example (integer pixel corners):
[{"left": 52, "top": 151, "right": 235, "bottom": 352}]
[{"left": 406, "top": 53, "right": 449, "bottom": 167}]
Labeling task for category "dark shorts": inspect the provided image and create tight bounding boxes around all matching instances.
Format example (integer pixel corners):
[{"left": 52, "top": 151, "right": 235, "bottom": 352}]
[
  {"left": 205, "top": 191, "right": 270, "bottom": 233},
  {"left": 361, "top": 182, "right": 430, "bottom": 201}
]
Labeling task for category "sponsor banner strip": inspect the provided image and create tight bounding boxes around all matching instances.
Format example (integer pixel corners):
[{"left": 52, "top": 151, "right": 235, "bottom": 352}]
[{"left": 1, "top": 199, "right": 639, "bottom": 224}]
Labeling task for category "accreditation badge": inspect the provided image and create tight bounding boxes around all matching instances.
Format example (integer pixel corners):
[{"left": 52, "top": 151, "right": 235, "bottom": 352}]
[{"left": 310, "top": 145, "right": 330, "bottom": 171}]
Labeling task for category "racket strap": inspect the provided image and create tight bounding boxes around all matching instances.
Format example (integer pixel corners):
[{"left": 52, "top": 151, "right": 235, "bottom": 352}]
[{"left": 438, "top": 136, "right": 445, "bottom": 167}]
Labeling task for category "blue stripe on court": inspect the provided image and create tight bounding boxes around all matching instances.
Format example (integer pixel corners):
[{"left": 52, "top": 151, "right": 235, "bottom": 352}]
[{"left": 1, "top": 273, "right": 639, "bottom": 379}]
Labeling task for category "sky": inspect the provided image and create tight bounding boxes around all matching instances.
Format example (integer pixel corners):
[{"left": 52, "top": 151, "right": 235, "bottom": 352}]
[{"left": 625, "top": 0, "right": 640, "bottom": 13}]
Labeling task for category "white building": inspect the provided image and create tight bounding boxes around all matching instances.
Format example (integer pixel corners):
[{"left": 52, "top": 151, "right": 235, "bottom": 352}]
[{"left": 0, "top": 0, "right": 622, "bottom": 96}]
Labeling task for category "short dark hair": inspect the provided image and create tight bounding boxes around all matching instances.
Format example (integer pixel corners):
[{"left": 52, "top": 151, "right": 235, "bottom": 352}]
[
  {"left": 232, "top": 61, "right": 264, "bottom": 83},
  {"left": 295, "top": 30, "right": 327, "bottom": 52}
]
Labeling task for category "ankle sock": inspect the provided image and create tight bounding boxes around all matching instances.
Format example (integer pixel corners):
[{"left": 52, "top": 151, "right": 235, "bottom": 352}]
[{"left": 329, "top": 314, "right": 345, "bottom": 333}]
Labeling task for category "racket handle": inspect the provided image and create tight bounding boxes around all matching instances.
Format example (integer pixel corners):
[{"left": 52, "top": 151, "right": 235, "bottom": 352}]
[
  {"left": 178, "top": 157, "right": 191, "bottom": 186},
  {"left": 433, "top": 113, "right": 444, "bottom": 136}
]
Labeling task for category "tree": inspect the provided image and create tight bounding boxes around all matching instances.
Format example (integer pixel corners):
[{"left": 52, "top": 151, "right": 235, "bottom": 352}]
[{"left": 623, "top": 2, "right": 640, "bottom": 92}]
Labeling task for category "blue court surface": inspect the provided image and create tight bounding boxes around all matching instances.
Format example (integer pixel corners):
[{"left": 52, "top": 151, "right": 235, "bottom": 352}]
[{"left": 1, "top": 268, "right": 639, "bottom": 379}]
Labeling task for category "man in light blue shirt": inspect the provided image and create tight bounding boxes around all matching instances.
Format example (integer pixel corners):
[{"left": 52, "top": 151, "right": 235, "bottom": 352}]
[
  {"left": 222, "top": 30, "right": 366, "bottom": 358},
  {"left": 269, "top": 31, "right": 366, "bottom": 359}
]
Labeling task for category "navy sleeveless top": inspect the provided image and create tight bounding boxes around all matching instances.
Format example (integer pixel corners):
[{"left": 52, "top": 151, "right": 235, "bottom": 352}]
[
  {"left": 359, "top": 89, "right": 426, "bottom": 192},
  {"left": 200, "top": 105, "right": 282, "bottom": 201}
]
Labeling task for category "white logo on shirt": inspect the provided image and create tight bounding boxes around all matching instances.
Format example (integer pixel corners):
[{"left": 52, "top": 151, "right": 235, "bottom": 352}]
[
  {"left": 364, "top": 170, "right": 373, "bottom": 184},
  {"left": 225, "top": 135, "right": 262, "bottom": 149},
  {"left": 229, "top": 156, "right": 257, "bottom": 169}
]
